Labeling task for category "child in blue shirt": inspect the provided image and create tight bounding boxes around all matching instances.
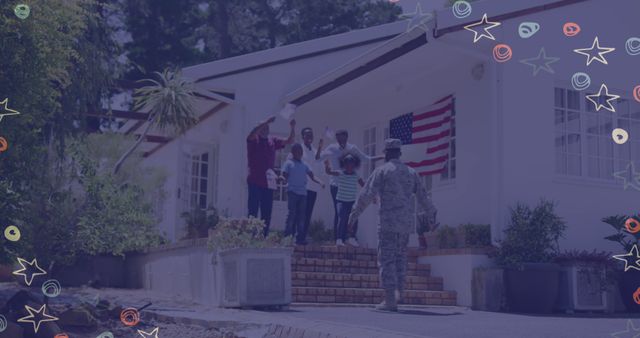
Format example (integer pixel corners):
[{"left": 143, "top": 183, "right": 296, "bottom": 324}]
[{"left": 282, "top": 143, "right": 324, "bottom": 245}]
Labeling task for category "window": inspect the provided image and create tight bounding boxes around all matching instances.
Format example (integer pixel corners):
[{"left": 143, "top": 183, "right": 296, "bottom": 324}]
[
  {"left": 441, "top": 99, "right": 457, "bottom": 181},
  {"left": 189, "top": 152, "right": 210, "bottom": 209},
  {"left": 179, "top": 144, "right": 218, "bottom": 213},
  {"left": 363, "top": 126, "right": 377, "bottom": 176},
  {"left": 554, "top": 87, "right": 640, "bottom": 179},
  {"left": 273, "top": 144, "right": 292, "bottom": 202}
]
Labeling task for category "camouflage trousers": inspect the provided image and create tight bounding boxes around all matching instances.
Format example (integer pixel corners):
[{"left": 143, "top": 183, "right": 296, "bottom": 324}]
[{"left": 377, "top": 229, "right": 410, "bottom": 291}]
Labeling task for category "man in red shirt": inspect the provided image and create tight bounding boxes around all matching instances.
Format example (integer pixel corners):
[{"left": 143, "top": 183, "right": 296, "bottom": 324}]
[{"left": 247, "top": 116, "right": 296, "bottom": 236}]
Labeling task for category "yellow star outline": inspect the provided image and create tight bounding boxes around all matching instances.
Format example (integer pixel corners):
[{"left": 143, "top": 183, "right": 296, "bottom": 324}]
[
  {"left": 0, "top": 98, "right": 21, "bottom": 122},
  {"left": 17, "top": 304, "right": 59, "bottom": 333},
  {"left": 586, "top": 84, "right": 620, "bottom": 113},
  {"left": 138, "top": 327, "right": 160, "bottom": 338},
  {"left": 12, "top": 257, "right": 47, "bottom": 286}
]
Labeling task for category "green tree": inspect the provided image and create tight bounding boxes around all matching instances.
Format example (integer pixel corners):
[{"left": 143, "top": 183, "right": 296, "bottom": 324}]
[{"left": 113, "top": 69, "right": 198, "bottom": 174}]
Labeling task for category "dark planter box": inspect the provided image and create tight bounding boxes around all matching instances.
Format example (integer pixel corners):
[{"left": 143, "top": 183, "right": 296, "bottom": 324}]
[
  {"left": 52, "top": 255, "right": 126, "bottom": 288},
  {"left": 619, "top": 269, "right": 640, "bottom": 313},
  {"left": 505, "top": 263, "right": 560, "bottom": 313}
]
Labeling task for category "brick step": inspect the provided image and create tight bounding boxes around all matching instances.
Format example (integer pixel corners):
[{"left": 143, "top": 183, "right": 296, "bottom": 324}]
[
  {"left": 293, "top": 287, "right": 457, "bottom": 306},
  {"left": 292, "top": 272, "right": 443, "bottom": 291},
  {"left": 292, "top": 258, "right": 431, "bottom": 277},
  {"left": 293, "top": 245, "right": 426, "bottom": 263}
]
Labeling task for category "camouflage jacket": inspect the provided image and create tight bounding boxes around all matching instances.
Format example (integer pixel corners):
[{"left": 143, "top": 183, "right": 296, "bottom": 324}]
[{"left": 348, "top": 159, "right": 437, "bottom": 234}]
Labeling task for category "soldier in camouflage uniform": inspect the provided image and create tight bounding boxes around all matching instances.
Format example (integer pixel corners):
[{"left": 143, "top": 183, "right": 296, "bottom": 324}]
[{"left": 348, "top": 138, "right": 437, "bottom": 312}]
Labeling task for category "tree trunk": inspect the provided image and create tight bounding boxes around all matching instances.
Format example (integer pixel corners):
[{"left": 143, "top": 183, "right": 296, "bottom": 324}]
[
  {"left": 214, "top": 0, "right": 233, "bottom": 58},
  {"left": 113, "top": 115, "right": 156, "bottom": 175}
]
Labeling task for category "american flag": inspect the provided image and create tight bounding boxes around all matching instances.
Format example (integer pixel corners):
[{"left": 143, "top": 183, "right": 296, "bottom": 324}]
[{"left": 389, "top": 95, "right": 454, "bottom": 176}]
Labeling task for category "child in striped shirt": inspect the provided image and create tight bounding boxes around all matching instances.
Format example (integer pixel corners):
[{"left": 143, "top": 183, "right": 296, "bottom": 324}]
[{"left": 325, "top": 153, "right": 364, "bottom": 246}]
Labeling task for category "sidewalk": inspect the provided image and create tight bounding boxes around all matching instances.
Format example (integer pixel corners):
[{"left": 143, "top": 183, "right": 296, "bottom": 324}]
[{"left": 48, "top": 287, "right": 640, "bottom": 338}]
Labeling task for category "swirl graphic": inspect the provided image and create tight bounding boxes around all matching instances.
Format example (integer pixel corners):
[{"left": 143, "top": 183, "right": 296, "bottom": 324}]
[
  {"left": 571, "top": 72, "right": 591, "bottom": 91},
  {"left": 563, "top": 22, "right": 581, "bottom": 37},
  {"left": 634, "top": 287, "right": 640, "bottom": 305},
  {"left": 96, "top": 331, "right": 115, "bottom": 338},
  {"left": 41, "top": 279, "right": 62, "bottom": 298},
  {"left": 625, "top": 37, "right": 640, "bottom": 56},
  {"left": 492, "top": 44, "right": 513, "bottom": 63},
  {"left": 452, "top": 1, "right": 472, "bottom": 19},
  {"left": 0, "top": 315, "right": 7, "bottom": 332},
  {"left": 120, "top": 308, "right": 140, "bottom": 327},
  {"left": 3, "top": 225, "right": 20, "bottom": 241},
  {"left": 634, "top": 85, "right": 640, "bottom": 103},
  {"left": 626, "top": 218, "right": 640, "bottom": 234},
  {"left": 612, "top": 128, "right": 629, "bottom": 145}
]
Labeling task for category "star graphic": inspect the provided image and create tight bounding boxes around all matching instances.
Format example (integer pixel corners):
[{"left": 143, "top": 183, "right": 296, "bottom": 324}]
[
  {"left": 138, "top": 327, "right": 160, "bottom": 338},
  {"left": 12, "top": 257, "right": 47, "bottom": 286},
  {"left": 0, "top": 98, "right": 21, "bottom": 122},
  {"left": 612, "top": 245, "right": 640, "bottom": 272},
  {"left": 401, "top": 3, "right": 433, "bottom": 33},
  {"left": 574, "top": 36, "right": 616, "bottom": 66},
  {"left": 614, "top": 162, "right": 640, "bottom": 191},
  {"left": 586, "top": 84, "right": 620, "bottom": 112},
  {"left": 17, "top": 304, "right": 59, "bottom": 333},
  {"left": 464, "top": 13, "right": 501, "bottom": 43},
  {"left": 611, "top": 320, "right": 640, "bottom": 338},
  {"left": 519, "top": 48, "right": 560, "bottom": 76}
]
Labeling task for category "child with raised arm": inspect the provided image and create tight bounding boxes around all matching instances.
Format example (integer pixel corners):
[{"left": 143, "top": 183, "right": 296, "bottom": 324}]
[{"left": 325, "top": 153, "right": 364, "bottom": 246}]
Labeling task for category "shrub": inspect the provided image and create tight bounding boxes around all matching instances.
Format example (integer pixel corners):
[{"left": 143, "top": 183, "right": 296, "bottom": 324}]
[
  {"left": 494, "top": 199, "right": 567, "bottom": 268},
  {"left": 601, "top": 215, "right": 640, "bottom": 252},
  {"left": 460, "top": 223, "right": 491, "bottom": 247},
  {"left": 181, "top": 206, "right": 219, "bottom": 239},
  {"left": 208, "top": 217, "right": 292, "bottom": 251},
  {"left": 436, "top": 225, "right": 458, "bottom": 249},
  {"left": 307, "top": 219, "right": 333, "bottom": 244}
]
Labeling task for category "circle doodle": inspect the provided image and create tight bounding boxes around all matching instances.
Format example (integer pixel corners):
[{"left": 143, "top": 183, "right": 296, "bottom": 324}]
[
  {"left": 54, "top": 334, "right": 69, "bottom": 338},
  {"left": 634, "top": 287, "right": 640, "bottom": 305},
  {"left": 14, "top": 4, "right": 30, "bottom": 20},
  {"left": 452, "top": 1, "right": 472, "bottom": 19},
  {"left": 0, "top": 315, "right": 6, "bottom": 332},
  {"left": 42, "top": 279, "right": 62, "bottom": 297},
  {"left": 4, "top": 225, "right": 20, "bottom": 241},
  {"left": 612, "top": 128, "right": 629, "bottom": 145},
  {"left": 625, "top": 37, "right": 640, "bottom": 56},
  {"left": 634, "top": 85, "right": 640, "bottom": 103},
  {"left": 563, "top": 22, "right": 581, "bottom": 37},
  {"left": 0, "top": 137, "right": 7, "bottom": 152},
  {"left": 96, "top": 332, "right": 115, "bottom": 338},
  {"left": 626, "top": 218, "right": 640, "bottom": 234},
  {"left": 571, "top": 72, "right": 591, "bottom": 91},
  {"left": 493, "top": 44, "right": 513, "bottom": 63},
  {"left": 120, "top": 308, "right": 140, "bottom": 327}
]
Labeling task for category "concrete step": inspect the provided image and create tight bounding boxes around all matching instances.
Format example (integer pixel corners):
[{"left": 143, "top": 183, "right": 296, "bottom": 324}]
[
  {"left": 292, "top": 287, "right": 457, "bottom": 306},
  {"left": 292, "top": 271, "right": 443, "bottom": 291},
  {"left": 293, "top": 245, "right": 427, "bottom": 264},
  {"left": 292, "top": 258, "right": 431, "bottom": 277}
]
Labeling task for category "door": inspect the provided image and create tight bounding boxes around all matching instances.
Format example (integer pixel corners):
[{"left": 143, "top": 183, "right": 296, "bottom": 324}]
[{"left": 269, "top": 142, "right": 292, "bottom": 232}]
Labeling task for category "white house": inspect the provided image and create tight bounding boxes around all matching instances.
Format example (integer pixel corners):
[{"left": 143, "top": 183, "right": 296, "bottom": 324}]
[{"left": 129, "top": 0, "right": 639, "bottom": 253}]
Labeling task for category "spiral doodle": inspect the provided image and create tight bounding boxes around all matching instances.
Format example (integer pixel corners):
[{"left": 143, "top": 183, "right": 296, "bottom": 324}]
[
  {"left": 0, "top": 315, "right": 7, "bottom": 332},
  {"left": 120, "top": 308, "right": 140, "bottom": 327},
  {"left": 571, "top": 72, "right": 591, "bottom": 91},
  {"left": 96, "top": 331, "right": 115, "bottom": 338},
  {"left": 634, "top": 85, "right": 640, "bottom": 103},
  {"left": 626, "top": 218, "right": 640, "bottom": 234},
  {"left": 634, "top": 287, "right": 640, "bottom": 305},
  {"left": 563, "top": 22, "right": 581, "bottom": 37},
  {"left": 452, "top": 1, "right": 472, "bottom": 19},
  {"left": 625, "top": 37, "right": 640, "bottom": 56},
  {"left": 493, "top": 44, "right": 513, "bottom": 63},
  {"left": 41, "top": 279, "right": 62, "bottom": 298}
]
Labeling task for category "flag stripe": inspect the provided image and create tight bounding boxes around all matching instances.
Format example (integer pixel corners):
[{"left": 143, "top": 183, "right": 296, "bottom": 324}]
[{"left": 412, "top": 116, "right": 451, "bottom": 133}]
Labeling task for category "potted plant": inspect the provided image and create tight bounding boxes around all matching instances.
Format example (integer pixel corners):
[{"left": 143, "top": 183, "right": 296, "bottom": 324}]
[
  {"left": 307, "top": 219, "right": 333, "bottom": 245},
  {"left": 495, "top": 199, "right": 567, "bottom": 313},
  {"left": 208, "top": 217, "right": 294, "bottom": 308},
  {"left": 181, "top": 206, "right": 219, "bottom": 239},
  {"left": 417, "top": 212, "right": 439, "bottom": 248},
  {"left": 602, "top": 215, "right": 640, "bottom": 312},
  {"left": 554, "top": 250, "right": 615, "bottom": 312}
]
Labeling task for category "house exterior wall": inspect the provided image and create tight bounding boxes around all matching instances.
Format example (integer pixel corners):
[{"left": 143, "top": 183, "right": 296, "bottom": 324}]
[
  {"left": 145, "top": 37, "right": 395, "bottom": 241},
  {"left": 490, "top": 0, "right": 640, "bottom": 251}
]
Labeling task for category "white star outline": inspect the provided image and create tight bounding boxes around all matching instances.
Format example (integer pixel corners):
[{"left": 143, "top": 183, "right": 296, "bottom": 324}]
[
  {"left": 17, "top": 304, "right": 59, "bottom": 333},
  {"left": 612, "top": 245, "right": 640, "bottom": 272},
  {"left": 519, "top": 47, "right": 560, "bottom": 76},
  {"left": 463, "top": 13, "right": 501, "bottom": 43},
  {"left": 613, "top": 162, "right": 640, "bottom": 191},
  {"left": 586, "top": 84, "right": 620, "bottom": 113},
  {"left": 574, "top": 36, "right": 616, "bottom": 66}
]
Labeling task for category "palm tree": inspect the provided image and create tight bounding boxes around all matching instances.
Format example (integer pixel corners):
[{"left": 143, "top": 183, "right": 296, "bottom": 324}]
[{"left": 113, "top": 69, "right": 198, "bottom": 174}]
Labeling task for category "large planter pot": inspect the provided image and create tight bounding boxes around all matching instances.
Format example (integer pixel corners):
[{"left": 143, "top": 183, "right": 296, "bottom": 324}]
[
  {"left": 505, "top": 263, "right": 560, "bottom": 313},
  {"left": 618, "top": 269, "right": 640, "bottom": 313},
  {"left": 52, "top": 255, "right": 126, "bottom": 288},
  {"left": 556, "top": 263, "right": 607, "bottom": 312},
  {"left": 213, "top": 247, "right": 293, "bottom": 308}
]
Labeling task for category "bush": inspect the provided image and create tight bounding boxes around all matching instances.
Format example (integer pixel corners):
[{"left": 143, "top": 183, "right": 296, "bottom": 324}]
[
  {"left": 181, "top": 206, "right": 219, "bottom": 239},
  {"left": 307, "top": 219, "right": 333, "bottom": 244},
  {"left": 460, "top": 223, "right": 491, "bottom": 247},
  {"left": 436, "top": 225, "right": 458, "bottom": 249},
  {"left": 495, "top": 199, "right": 567, "bottom": 268},
  {"left": 208, "top": 217, "right": 292, "bottom": 251}
]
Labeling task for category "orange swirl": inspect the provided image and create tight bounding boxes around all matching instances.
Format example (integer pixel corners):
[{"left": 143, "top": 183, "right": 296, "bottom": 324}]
[
  {"left": 120, "top": 308, "right": 140, "bottom": 327},
  {"left": 563, "top": 22, "right": 581, "bottom": 37},
  {"left": 493, "top": 44, "right": 513, "bottom": 63}
]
